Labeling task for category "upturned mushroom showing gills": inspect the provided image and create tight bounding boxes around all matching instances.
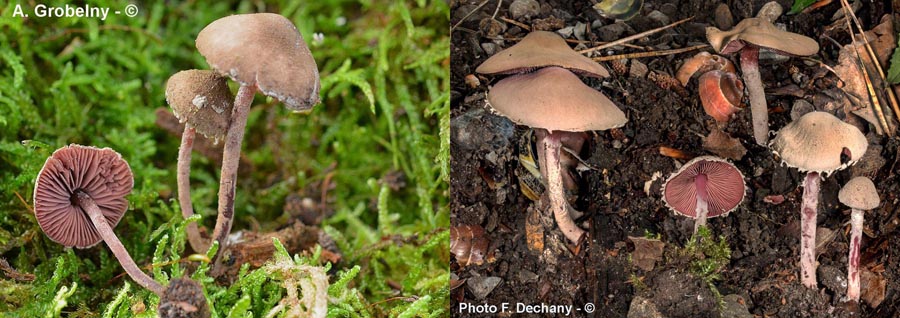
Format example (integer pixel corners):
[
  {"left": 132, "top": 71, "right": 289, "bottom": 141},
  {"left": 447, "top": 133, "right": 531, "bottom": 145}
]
[
  {"left": 838, "top": 177, "right": 880, "bottom": 303},
  {"left": 770, "top": 111, "right": 867, "bottom": 288},
  {"left": 195, "top": 13, "right": 320, "bottom": 262},
  {"left": 33, "top": 145, "right": 163, "bottom": 295},
  {"left": 707, "top": 17, "right": 819, "bottom": 145},
  {"left": 662, "top": 156, "right": 745, "bottom": 235},
  {"left": 165, "top": 69, "right": 234, "bottom": 253},
  {"left": 487, "top": 66, "right": 627, "bottom": 245}
]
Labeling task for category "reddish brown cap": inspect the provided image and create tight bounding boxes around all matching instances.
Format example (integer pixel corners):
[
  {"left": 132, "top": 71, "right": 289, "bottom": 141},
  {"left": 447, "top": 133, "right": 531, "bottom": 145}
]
[
  {"left": 486, "top": 67, "right": 626, "bottom": 132},
  {"left": 770, "top": 111, "right": 868, "bottom": 174},
  {"left": 662, "top": 156, "right": 746, "bottom": 218},
  {"left": 706, "top": 18, "right": 819, "bottom": 56},
  {"left": 33, "top": 145, "right": 133, "bottom": 248},
  {"left": 166, "top": 70, "right": 234, "bottom": 140},
  {"left": 476, "top": 31, "right": 610, "bottom": 78},
  {"left": 196, "top": 13, "right": 320, "bottom": 112},
  {"left": 838, "top": 177, "right": 880, "bottom": 210}
]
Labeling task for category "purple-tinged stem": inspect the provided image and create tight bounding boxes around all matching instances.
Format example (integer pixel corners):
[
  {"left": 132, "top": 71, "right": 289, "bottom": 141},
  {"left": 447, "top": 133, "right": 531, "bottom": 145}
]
[
  {"left": 540, "top": 131, "right": 585, "bottom": 244},
  {"left": 210, "top": 83, "right": 257, "bottom": 264},
  {"left": 75, "top": 191, "right": 165, "bottom": 296},
  {"left": 847, "top": 208, "right": 863, "bottom": 301},
  {"left": 178, "top": 125, "right": 209, "bottom": 253},
  {"left": 800, "top": 172, "right": 820, "bottom": 288},
  {"left": 740, "top": 46, "right": 768, "bottom": 146},
  {"left": 693, "top": 174, "right": 710, "bottom": 235}
]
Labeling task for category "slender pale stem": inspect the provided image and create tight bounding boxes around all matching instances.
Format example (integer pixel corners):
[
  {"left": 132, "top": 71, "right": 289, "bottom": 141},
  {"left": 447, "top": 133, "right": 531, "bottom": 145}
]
[
  {"left": 75, "top": 191, "right": 165, "bottom": 296},
  {"left": 847, "top": 208, "right": 864, "bottom": 301},
  {"left": 693, "top": 174, "right": 709, "bottom": 235},
  {"left": 800, "top": 172, "right": 820, "bottom": 288},
  {"left": 540, "top": 131, "right": 585, "bottom": 244},
  {"left": 210, "top": 83, "right": 257, "bottom": 264},
  {"left": 740, "top": 46, "right": 768, "bottom": 145},
  {"left": 178, "top": 125, "right": 209, "bottom": 253}
]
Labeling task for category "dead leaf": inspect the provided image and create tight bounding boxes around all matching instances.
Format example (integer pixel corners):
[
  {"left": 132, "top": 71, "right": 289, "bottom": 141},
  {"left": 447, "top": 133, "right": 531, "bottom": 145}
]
[
  {"left": 525, "top": 206, "right": 544, "bottom": 253},
  {"left": 702, "top": 129, "right": 747, "bottom": 160},
  {"left": 860, "top": 268, "right": 886, "bottom": 307},
  {"left": 628, "top": 236, "right": 665, "bottom": 271}
]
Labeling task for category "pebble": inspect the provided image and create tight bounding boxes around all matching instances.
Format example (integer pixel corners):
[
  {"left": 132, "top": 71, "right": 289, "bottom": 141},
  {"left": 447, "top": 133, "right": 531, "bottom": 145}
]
[
  {"left": 756, "top": 1, "right": 784, "bottom": 23},
  {"left": 646, "top": 10, "right": 670, "bottom": 27},
  {"left": 466, "top": 276, "right": 502, "bottom": 300},
  {"left": 479, "top": 18, "right": 506, "bottom": 38},
  {"left": 596, "top": 22, "right": 629, "bottom": 42},
  {"left": 817, "top": 265, "right": 847, "bottom": 295},
  {"left": 517, "top": 269, "right": 539, "bottom": 283},
  {"left": 481, "top": 42, "right": 498, "bottom": 56},
  {"left": 573, "top": 22, "right": 587, "bottom": 41},
  {"left": 627, "top": 296, "right": 664, "bottom": 318},
  {"left": 790, "top": 99, "right": 815, "bottom": 121},
  {"left": 714, "top": 4, "right": 734, "bottom": 30},
  {"left": 557, "top": 26, "right": 574, "bottom": 38},
  {"left": 629, "top": 59, "right": 648, "bottom": 78},
  {"left": 721, "top": 295, "right": 754, "bottom": 318},
  {"left": 509, "top": 0, "right": 540, "bottom": 20}
]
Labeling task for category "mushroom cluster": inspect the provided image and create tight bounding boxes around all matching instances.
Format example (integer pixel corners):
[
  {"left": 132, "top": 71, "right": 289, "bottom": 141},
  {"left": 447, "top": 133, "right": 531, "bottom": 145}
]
[
  {"left": 476, "top": 31, "right": 627, "bottom": 245},
  {"left": 34, "top": 145, "right": 209, "bottom": 317},
  {"left": 165, "top": 13, "right": 321, "bottom": 263}
]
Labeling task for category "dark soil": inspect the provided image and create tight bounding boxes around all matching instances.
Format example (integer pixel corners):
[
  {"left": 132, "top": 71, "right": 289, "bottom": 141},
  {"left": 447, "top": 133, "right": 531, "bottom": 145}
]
[{"left": 450, "top": 0, "right": 900, "bottom": 317}]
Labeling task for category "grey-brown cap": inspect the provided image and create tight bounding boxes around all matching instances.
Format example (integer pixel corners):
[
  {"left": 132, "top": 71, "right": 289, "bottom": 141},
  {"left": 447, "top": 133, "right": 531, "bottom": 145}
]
[
  {"left": 476, "top": 31, "right": 610, "bottom": 78},
  {"left": 838, "top": 177, "right": 880, "bottom": 210},
  {"left": 486, "top": 66, "right": 626, "bottom": 132},
  {"left": 707, "top": 18, "right": 819, "bottom": 57},
  {"left": 196, "top": 13, "right": 320, "bottom": 112},
  {"left": 33, "top": 145, "right": 133, "bottom": 248},
  {"left": 166, "top": 70, "right": 233, "bottom": 140},
  {"left": 770, "top": 111, "right": 868, "bottom": 174}
]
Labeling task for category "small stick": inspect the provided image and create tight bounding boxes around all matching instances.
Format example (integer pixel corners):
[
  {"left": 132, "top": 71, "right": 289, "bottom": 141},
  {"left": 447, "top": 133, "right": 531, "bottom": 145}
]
[
  {"left": 499, "top": 17, "right": 530, "bottom": 31},
  {"left": 838, "top": 2, "right": 892, "bottom": 136},
  {"left": 578, "top": 17, "right": 694, "bottom": 55},
  {"left": 450, "top": 0, "right": 493, "bottom": 33},
  {"left": 592, "top": 45, "right": 708, "bottom": 62}
]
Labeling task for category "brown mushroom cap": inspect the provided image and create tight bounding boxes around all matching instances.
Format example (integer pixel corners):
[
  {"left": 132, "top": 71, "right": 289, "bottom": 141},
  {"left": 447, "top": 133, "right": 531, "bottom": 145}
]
[
  {"left": 770, "top": 111, "right": 868, "bottom": 174},
  {"left": 662, "top": 156, "right": 746, "bottom": 218},
  {"left": 838, "top": 177, "right": 880, "bottom": 210},
  {"left": 487, "top": 67, "right": 626, "bottom": 132},
  {"left": 166, "top": 70, "right": 234, "bottom": 140},
  {"left": 196, "top": 13, "right": 320, "bottom": 112},
  {"left": 706, "top": 18, "right": 819, "bottom": 56},
  {"left": 33, "top": 145, "right": 133, "bottom": 248},
  {"left": 476, "top": 31, "right": 610, "bottom": 78}
]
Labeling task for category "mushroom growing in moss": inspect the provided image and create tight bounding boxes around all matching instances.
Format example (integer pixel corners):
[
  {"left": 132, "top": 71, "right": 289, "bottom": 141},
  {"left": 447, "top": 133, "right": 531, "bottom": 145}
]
[
  {"left": 195, "top": 13, "right": 321, "bottom": 262},
  {"left": 770, "top": 111, "right": 867, "bottom": 288},
  {"left": 707, "top": 18, "right": 819, "bottom": 145},
  {"left": 34, "top": 145, "right": 209, "bottom": 317},
  {"left": 165, "top": 69, "right": 234, "bottom": 253},
  {"left": 838, "top": 176, "right": 880, "bottom": 303}
]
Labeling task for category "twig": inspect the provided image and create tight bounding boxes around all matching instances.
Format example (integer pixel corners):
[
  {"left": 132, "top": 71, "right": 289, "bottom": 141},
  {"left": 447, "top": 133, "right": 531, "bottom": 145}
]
[
  {"left": 839, "top": 0, "right": 893, "bottom": 136},
  {"left": 491, "top": 0, "right": 502, "bottom": 20},
  {"left": 578, "top": 17, "right": 694, "bottom": 55},
  {"left": 490, "top": 36, "right": 648, "bottom": 49},
  {"left": 499, "top": 16, "right": 530, "bottom": 31},
  {"left": 592, "top": 45, "right": 708, "bottom": 62},
  {"left": 450, "top": 0, "right": 492, "bottom": 33}
]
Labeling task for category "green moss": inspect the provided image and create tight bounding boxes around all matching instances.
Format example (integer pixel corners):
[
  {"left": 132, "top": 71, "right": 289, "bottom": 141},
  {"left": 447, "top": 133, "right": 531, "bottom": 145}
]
[{"left": 0, "top": 0, "right": 448, "bottom": 316}]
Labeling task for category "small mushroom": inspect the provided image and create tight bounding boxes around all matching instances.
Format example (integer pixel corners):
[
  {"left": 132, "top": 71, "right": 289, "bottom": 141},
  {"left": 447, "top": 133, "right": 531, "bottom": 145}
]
[
  {"left": 676, "top": 52, "right": 736, "bottom": 86},
  {"left": 707, "top": 18, "right": 819, "bottom": 145},
  {"left": 475, "top": 31, "right": 609, "bottom": 78},
  {"left": 196, "top": 13, "right": 321, "bottom": 263},
  {"left": 165, "top": 70, "right": 234, "bottom": 253},
  {"left": 487, "top": 66, "right": 627, "bottom": 244},
  {"left": 699, "top": 70, "right": 744, "bottom": 123},
  {"left": 838, "top": 177, "right": 880, "bottom": 303},
  {"left": 770, "top": 111, "right": 868, "bottom": 288},
  {"left": 662, "top": 156, "right": 745, "bottom": 235}
]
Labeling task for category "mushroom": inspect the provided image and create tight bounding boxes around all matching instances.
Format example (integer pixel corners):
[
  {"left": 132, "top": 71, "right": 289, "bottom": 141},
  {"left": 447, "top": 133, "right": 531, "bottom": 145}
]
[
  {"left": 165, "top": 70, "right": 234, "bottom": 253},
  {"left": 707, "top": 17, "right": 819, "bottom": 145},
  {"left": 476, "top": 31, "right": 609, "bottom": 78},
  {"left": 770, "top": 111, "right": 868, "bottom": 288},
  {"left": 195, "top": 13, "right": 321, "bottom": 262},
  {"left": 676, "top": 51, "right": 736, "bottom": 86},
  {"left": 838, "top": 176, "right": 880, "bottom": 302},
  {"left": 34, "top": 145, "right": 209, "bottom": 317},
  {"left": 662, "top": 156, "right": 745, "bottom": 235},
  {"left": 487, "top": 66, "right": 627, "bottom": 244},
  {"left": 699, "top": 70, "right": 744, "bottom": 123}
]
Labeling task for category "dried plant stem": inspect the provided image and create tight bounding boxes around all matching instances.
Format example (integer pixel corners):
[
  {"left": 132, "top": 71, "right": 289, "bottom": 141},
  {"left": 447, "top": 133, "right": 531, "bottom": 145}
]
[
  {"left": 578, "top": 17, "right": 693, "bottom": 55},
  {"left": 76, "top": 191, "right": 165, "bottom": 296},
  {"left": 592, "top": 45, "right": 708, "bottom": 62}
]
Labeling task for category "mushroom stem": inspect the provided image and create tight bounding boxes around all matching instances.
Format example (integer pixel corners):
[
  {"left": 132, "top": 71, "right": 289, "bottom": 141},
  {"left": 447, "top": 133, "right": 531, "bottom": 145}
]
[
  {"left": 847, "top": 208, "right": 863, "bottom": 301},
  {"left": 74, "top": 191, "right": 165, "bottom": 296},
  {"left": 800, "top": 171, "right": 820, "bottom": 288},
  {"left": 541, "top": 131, "right": 585, "bottom": 245},
  {"left": 739, "top": 46, "right": 768, "bottom": 145},
  {"left": 693, "top": 174, "right": 710, "bottom": 235},
  {"left": 210, "top": 83, "right": 257, "bottom": 264},
  {"left": 177, "top": 125, "right": 209, "bottom": 253}
]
